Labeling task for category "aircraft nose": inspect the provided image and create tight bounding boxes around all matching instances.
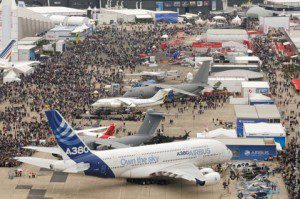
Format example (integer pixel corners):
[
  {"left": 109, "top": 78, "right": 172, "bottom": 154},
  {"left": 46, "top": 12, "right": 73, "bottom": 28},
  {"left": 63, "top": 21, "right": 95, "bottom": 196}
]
[{"left": 227, "top": 149, "right": 233, "bottom": 160}]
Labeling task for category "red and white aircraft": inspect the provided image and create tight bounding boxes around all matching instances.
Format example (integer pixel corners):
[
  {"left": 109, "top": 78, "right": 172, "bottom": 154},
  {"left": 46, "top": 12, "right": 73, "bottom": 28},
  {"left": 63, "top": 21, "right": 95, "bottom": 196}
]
[{"left": 77, "top": 123, "right": 116, "bottom": 139}]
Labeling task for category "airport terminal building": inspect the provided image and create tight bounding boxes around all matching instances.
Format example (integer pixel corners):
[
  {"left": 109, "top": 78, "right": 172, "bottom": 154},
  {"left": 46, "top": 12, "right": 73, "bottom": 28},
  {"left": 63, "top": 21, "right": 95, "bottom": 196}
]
[{"left": 23, "top": 0, "right": 224, "bottom": 14}]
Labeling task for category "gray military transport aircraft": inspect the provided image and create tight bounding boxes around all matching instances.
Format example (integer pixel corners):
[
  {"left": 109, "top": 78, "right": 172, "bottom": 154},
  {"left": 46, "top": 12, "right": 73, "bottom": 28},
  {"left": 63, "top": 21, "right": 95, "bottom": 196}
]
[{"left": 123, "top": 61, "right": 210, "bottom": 99}]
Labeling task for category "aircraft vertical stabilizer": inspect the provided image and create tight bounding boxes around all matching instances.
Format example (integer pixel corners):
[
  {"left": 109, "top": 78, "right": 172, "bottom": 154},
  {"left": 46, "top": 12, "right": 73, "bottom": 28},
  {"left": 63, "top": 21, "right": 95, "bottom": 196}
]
[
  {"left": 136, "top": 109, "right": 164, "bottom": 135},
  {"left": 191, "top": 61, "right": 210, "bottom": 84}
]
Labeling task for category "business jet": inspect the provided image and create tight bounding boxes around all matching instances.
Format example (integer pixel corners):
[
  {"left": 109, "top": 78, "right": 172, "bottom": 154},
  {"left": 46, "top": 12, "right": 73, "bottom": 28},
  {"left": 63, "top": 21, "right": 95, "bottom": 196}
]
[
  {"left": 15, "top": 110, "right": 232, "bottom": 186},
  {"left": 91, "top": 88, "right": 171, "bottom": 110},
  {"left": 0, "top": 40, "right": 39, "bottom": 70},
  {"left": 76, "top": 123, "right": 116, "bottom": 138}
]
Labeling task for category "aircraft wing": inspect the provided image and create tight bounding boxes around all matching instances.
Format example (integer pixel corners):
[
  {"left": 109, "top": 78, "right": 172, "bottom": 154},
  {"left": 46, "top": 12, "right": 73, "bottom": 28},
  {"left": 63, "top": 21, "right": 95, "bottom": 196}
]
[
  {"left": 14, "top": 157, "right": 57, "bottom": 170},
  {"left": 94, "top": 139, "right": 130, "bottom": 148},
  {"left": 154, "top": 84, "right": 197, "bottom": 97},
  {"left": 116, "top": 98, "right": 136, "bottom": 107},
  {"left": 23, "top": 146, "right": 61, "bottom": 155},
  {"left": 151, "top": 163, "right": 206, "bottom": 184}
]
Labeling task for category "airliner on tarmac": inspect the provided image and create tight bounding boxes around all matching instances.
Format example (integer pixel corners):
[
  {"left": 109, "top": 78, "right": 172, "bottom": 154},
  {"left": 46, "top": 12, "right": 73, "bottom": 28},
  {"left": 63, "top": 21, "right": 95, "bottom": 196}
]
[
  {"left": 15, "top": 110, "right": 232, "bottom": 186},
  {"left": 0, "top": 40, "right": 39, "bottom": 70},
  {"left": 91, "top": 89, "right": 171, "bottom": 110}
]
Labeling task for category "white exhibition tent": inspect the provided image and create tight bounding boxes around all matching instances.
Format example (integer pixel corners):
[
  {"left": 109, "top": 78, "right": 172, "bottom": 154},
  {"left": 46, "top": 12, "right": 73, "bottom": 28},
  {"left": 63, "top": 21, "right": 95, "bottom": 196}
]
[
  {"left": 197, "top": 128, "right": 237, "bottom": 138},
  {"left": 249, "top": 93, "right": 272, "bottom": 102},
  {"left": 212, "top": 70, "right": 264, "bottom": 80},
  {"left": 231, "top": 16, "right": 242, "bottom": 25},
  {"left": 186, "top": 72, "right": 193, "bottom": 82},
  {"left": 275, "top": 142, "right": 283, "bottom": 151},
  {"left": 213, "top": 16, "right": 226, "bottom": 21},
  {"left": 161, "top": 34, "right": 169, "bottom": 39},
  {"left": 11, "top": 64, "right": 34, "bottom": 75},
  {"left": 3, "top": 70, "right": 21, "bottom": 83},
  {"left": 266, "top": 0, "right": 300, "bottom": 6},
  {"left": 243, "top": 123, "right": 286, "bottom": 137},
  {"left": 195, "top": 18, "right": 205, "bottom": 25},
  {"left": 222, "top": 41, "right": 247, "bottom": 52}
]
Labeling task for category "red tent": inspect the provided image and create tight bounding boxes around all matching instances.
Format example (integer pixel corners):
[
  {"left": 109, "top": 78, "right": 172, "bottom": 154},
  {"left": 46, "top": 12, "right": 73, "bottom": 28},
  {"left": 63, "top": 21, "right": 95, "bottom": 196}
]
[
  {"left": 192, "top": 42, "right": 222, "bottom": 48},
  {"left": 139, "top": 53, "right": 147, "bottom": 58},
  {"left": 161, "top": 42, "right": 167, "bottom": 49},
  {"left": 168, "top": 39, "right": 184, "bottom": 46},
  {"left": 292, "top": 78, "right": 300, "bottom": 91}
]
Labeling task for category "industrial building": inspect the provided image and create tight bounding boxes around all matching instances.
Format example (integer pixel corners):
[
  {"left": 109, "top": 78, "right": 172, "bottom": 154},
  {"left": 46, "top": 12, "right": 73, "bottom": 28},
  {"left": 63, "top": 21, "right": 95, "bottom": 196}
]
[
  {"left": 217, "top": 138, "right": 277, "bottom": 160},
  {"left": 243, "top": 123, "right": 286, "bottom": 148},
  {"left": 212, "top": 69, "right": 264, "bottom": 80},
  {"left": 285, "top": 28, "right": 300, "bottom": 61},
  {"left": 98, "top": 9, "right": 178, "bottom": 24},
  {"left": 22, "top": 0, "right": 224, "bottom": 14},
  {"left": 241, "top": 81, "right": 270, "bottom": 97},
  {"left": 0, "top": 0, "right": 55, "bottom": 61},
  {"left": 204, "top": 29, "right": 249, "bottom": 43},
  {"left": 234, "top": 104, "right": 281, "bottom": 137},
  {"left": 208, "top": 77, "right": 246, "bottom": 93},
  {"left": 211, "top": 64, "right": 260, "bottom": 73}
]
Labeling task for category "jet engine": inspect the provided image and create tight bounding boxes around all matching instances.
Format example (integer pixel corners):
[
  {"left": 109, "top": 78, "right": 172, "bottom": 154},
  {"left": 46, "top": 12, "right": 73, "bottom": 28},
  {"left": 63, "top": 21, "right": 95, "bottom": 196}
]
[
  {"left": 49, "top": 162, "right": 69, "bottom": 171},
  {"left": 203, "top": 172, "right": 221, "bottom": 186},
  {"left": 199, "top": 168, "right": 214, "bottom": 175}
]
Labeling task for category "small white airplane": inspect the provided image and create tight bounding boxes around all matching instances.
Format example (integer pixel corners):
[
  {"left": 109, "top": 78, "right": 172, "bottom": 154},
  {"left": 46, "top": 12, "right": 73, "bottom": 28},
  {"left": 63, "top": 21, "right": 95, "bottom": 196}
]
[
  {"left": 0, "top": 40, "right": 39, "bottom": 70},
  {"left": 76, "top": 123, "right": 116, "bottom": 139},
  {"left": 126, "top": 70, "right": 180, "bottom": 81},
  {"left": 15, "top": 110, "right": 233, "bottom": 186},
  {"left": 91, "top": 88, "right": 171, "bottom": 109}
]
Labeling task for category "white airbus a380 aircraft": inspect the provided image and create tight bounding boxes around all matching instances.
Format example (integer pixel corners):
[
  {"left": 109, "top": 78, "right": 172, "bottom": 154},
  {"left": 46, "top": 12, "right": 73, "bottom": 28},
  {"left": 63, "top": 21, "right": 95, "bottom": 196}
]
[{"left": 15, "top": 110, "right": 232, "bottom": 186}]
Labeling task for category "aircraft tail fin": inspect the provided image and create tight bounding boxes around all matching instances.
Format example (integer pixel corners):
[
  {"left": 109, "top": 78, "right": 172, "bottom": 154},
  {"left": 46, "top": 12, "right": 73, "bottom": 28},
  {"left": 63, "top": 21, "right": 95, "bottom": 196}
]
[
  {"left": 0, "top": 40, "right": 16, "bottom": 61},
  {"left": 150, "top": 88, "right": 171, "bottom": 102},
  {"left": 103, "top": 123, "right": 115, "bottom": 136},
  {"left": 136, "top": 109, "right": 164, "bottom": 136},
  {"left": 191, "top": 61, "right": 210, "bottom": 84},
  {"left": 45, "top": 110, "right": 92, "bottom": 160}
]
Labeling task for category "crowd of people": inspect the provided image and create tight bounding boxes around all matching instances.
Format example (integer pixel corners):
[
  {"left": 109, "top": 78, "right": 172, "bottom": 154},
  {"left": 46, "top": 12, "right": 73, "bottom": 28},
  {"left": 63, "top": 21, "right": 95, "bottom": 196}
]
[
  {"left": 252, "top": 29, "right": 300, "bottom": 199},
  {"left": 0, "top": 24, "right": 208, "bottom": 167},
  {"left": 278, "top": 137, "right": 300, "bottom": 198},
  {"left": 0, "top": 18, "right": 298, "bottom": 198}
]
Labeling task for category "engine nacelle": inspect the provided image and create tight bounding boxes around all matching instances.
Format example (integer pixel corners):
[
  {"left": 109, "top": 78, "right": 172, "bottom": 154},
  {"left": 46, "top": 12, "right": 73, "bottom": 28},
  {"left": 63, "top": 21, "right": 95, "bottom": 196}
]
[
  {"left": 49, "top": 162, "right": 69, "bottom": 171},
  {"left": 199, "top": 168, "right": 214, "bottom": 175},
  {"left": 203, "top": 172, "right": 221, "bottom": 186}
]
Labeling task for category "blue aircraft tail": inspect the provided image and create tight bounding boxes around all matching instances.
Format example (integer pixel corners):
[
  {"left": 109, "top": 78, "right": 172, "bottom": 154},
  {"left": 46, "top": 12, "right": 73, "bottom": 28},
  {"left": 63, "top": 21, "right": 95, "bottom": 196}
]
[
  {"left": 0, "top": 40, "right": 16, "bottom": 61},
  {"left": 45, "top": 110, "right": 115, "bottom": 178},
  {"left": 45, "top": 110, "right": 91, "bottom": 160}
]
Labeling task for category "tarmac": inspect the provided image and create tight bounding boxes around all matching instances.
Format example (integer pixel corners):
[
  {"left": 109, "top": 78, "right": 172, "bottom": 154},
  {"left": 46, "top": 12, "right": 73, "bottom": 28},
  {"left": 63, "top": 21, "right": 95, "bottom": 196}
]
[{"left": 0, "top": 101, "right": 289, "bottom": 199}]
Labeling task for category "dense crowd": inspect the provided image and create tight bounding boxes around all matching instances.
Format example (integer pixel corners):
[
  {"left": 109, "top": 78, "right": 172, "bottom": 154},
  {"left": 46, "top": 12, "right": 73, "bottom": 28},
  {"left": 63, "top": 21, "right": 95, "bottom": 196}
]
[
  {"left": 0, "top": 20, "right": 299, "bottom": 199},
  {"left": 278, "top": 137, "right": 300, "bottom": 198},
  {"left": 0, "top": 24, "right": 207, "bottom": 167},
  {"left": 252, "top": 29, "right": 300, "bottom": 199}
]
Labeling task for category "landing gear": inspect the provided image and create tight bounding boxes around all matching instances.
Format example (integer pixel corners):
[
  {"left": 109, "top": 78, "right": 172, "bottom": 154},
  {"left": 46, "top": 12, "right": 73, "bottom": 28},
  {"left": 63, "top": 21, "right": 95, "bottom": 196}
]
[{"left": 126, "top": 178, "right": 169, "bottom": 185}]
